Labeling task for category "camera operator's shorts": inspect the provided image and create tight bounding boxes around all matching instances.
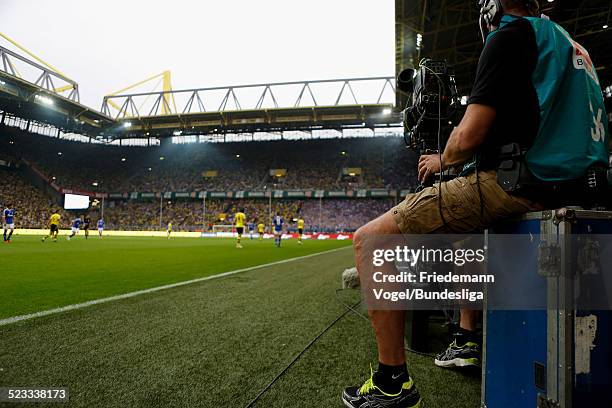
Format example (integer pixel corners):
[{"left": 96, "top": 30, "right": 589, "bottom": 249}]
[{"left": 392, "top": 170, "right": 541, "bottom": 234}]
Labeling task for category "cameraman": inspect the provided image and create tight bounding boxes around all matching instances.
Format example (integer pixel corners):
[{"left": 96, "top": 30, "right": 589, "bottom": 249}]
[{"left": 342, "top": 1, "right": 610, "bottom": 407}]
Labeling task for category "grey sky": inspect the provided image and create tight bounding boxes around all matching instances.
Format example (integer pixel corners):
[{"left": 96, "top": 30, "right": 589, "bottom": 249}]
[{"left": 0, "top": 0, "right": 394, "bottom": 109}]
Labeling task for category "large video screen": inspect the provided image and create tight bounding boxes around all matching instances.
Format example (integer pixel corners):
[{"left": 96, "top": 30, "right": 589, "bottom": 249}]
[{"left": 64, "top": 194, "right": 90, "bottom": 210}]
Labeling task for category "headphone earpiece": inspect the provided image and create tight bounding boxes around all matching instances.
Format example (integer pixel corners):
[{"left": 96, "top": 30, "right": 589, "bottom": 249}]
[
  {"left": 484, "top": 0, "right": 503, "bottom": 25},
  {"left": 478, "top": 0, "right": 503, "bottom": 41}
]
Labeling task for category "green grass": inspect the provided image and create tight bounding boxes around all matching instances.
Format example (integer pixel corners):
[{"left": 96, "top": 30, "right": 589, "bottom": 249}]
[
  {"left": 0, "top": 235, "right": 349, "bottom": 319},
  {"left": 0, "top": 236, "right": 479, "bottom": 407}
]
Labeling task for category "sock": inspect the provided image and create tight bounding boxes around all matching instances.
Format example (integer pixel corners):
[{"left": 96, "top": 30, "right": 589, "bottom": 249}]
[
  {"left": 373, "top": 362, "right": 409, "bottom": 394},
  {"left": 454, "top": 327, "right": 479, "bottom": 346},
  {"left": 7, "top": 231, "right": 13, "bottom": 240},
  {"left": 3, "top": 231, "right": 6, "bottom": 241}
]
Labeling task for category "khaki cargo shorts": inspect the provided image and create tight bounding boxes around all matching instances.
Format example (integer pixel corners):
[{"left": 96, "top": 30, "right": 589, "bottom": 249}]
[{"left": 392, "top": 170, "right": 541, "bottom": 234}]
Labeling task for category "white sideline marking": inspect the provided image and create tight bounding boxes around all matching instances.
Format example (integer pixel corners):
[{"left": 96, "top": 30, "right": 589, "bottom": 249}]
[{"left": 0, "top": 246, "right": 351, "bottom": 326}]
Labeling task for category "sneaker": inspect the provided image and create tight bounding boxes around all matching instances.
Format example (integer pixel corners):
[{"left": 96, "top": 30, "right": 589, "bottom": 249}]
[
  {"left": 342, "top": 366, "right": 422, "bottom": 408},
  {"left": 236, "top": 244, "right": 243, "bottom": 248},
  {"left": 434, "top": 339, "right": 480, "bottom": 368}
]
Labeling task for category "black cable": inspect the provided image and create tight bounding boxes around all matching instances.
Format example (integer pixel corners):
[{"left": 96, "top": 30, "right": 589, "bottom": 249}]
[
  {"left": 334, "top": 288, "right": 368, "bottom": 322},
  {"left": 244, "top": 298, "right": 360, "bottom": 408},
  {"left": 420, "top": 64, "right": 451, "bottom": 231},
  {"left": 420, "top": 63, "right": 486, "bottom": 229},
  {"left": 244, "top": 284, "right": 446, "bottom": 408},
  {"left": 334, "top": 288, "right": 437, "bottom": 359},
  {"left": 475, "top": 164, "right": 484, "bottom": 217}
]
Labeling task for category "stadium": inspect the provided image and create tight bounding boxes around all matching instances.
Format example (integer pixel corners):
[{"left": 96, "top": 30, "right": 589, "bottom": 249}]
[{"left": 1, "top": 1, "right": 611, "bottom": 407}]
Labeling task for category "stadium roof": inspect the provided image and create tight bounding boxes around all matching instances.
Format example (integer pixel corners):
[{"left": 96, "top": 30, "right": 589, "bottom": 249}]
[
  {"left": 2, "top": 1, "right": 610, "bottom": 141},
  {"left": 396, "top": 0, "right": 612, "bottom": 106},
  {"left": 0, "top": 50, "right": 400, "bottom": 140}
]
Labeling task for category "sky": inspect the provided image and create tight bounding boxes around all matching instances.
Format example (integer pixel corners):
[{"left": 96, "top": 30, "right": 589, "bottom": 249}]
[{"left": 0, "top": 0, "right": 395, "bottom": 110}]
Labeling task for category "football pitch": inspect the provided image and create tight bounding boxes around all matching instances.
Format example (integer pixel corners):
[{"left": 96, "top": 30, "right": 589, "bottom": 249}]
[{"left": 0, "top": 235, "right": 479, "bottom": 407}]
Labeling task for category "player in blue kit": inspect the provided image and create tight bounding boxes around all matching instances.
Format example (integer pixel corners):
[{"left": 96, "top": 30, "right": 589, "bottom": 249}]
[
  {"left": 272, "top": 212, "right": 284, "bottom": 248},
  {"left": 247, "top": 221, "right": 255, "bottom": 240},
  {"left": 3, "top": 204, "right": 15, "bottom": 243},
  {"left": 97, "top": 218, "right": 105, "bottom": 237},
  {"left": 67, "top": 216, "right": 82, "bottom": 240}
]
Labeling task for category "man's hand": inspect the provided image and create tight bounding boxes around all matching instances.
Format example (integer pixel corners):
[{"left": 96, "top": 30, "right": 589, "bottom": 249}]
[{"left": 418, "top": 154, "right": 444, "bottom": 183}]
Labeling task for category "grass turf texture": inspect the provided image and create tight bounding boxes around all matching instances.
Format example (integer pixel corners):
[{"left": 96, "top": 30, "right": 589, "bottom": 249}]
[
  {"left": 0, "top": 235, "right": 349, "bottom": 319},
  {"left": 0, "top": 238, "right": 480, "bottom": 407}
]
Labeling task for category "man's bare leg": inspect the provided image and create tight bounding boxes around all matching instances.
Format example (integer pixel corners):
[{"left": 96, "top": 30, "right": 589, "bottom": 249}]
[
  {"left": 343, "top": 209, "right": 421, "bottom": 407},
  {"left": 460, "top": 309, "right": 479, "bottom": 331},
  {"left": 354, "top": 209, "right": 405, "bottom": 365}
]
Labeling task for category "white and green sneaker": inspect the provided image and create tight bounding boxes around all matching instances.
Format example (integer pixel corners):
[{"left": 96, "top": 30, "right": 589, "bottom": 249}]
[
  {"left": 434, "top": 339, "right": 481, "bottom": 368},
  {"left": 342, "top": 366, "right": 422, "bottom": 408}
]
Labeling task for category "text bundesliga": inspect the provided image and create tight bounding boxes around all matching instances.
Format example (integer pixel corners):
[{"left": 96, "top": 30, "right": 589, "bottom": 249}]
[{"left": 373, "top": 288, "right": 484, "bottom": 302}]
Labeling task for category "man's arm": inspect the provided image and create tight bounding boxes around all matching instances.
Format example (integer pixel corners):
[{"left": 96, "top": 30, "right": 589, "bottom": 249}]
[
  {"left": 418, "top": 103, "right": 496, "bottom": 182},
  {"left": 418, "top": 18, "right": 536, "bottom": 183},
  {"left": 443, "top": 103, "right": 496, "bottom": 166}
]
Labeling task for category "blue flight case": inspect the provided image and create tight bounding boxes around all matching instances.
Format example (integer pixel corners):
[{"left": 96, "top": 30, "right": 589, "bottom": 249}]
[{"left": 482, "top": 209, "right": 612, "bottom": 408}]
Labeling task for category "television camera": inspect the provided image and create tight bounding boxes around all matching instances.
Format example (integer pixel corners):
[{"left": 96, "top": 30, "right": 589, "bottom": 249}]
[{"left": 397, "top": 58, "right": 460, "bottom": 154}]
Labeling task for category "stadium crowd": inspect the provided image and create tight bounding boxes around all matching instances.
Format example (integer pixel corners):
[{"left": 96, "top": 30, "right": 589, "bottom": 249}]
[
  {"left": 300, "top": 198, "right": 393, "bottom": 232},
  {"left": 0, "top": 166, "right": 394, "bottom": 232},
  {"left": 1, "top": 125, "right": 418, "bottom": 193},
  {"left": 1, "top": 124, "right": 408, "bottom": 232},
  {"left": 0, "top": 169, "right": 70, "bottom": 229},
  {"left": 101, "top": 198, "right": 392, "bottom": 232}
]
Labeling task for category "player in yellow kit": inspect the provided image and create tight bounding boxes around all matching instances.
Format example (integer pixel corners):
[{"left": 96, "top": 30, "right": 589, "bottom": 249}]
[
  {"left": 297, "top": 218, "right": 305, "bottom": 244},
  {"left": 257, "top": 222, "right": 265, "bottom": 240},
  {"left": 234, "top": 208, "right": 246, "bottom": 248},
  {"left": 42, "top": 211, "right": 61, "bottom": 242},
  {"left": 167, "top": 222, "right": 173, "bottom": 239}
]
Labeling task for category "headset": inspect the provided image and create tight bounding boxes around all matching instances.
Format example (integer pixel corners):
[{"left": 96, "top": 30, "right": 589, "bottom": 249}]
[
  {"left": 478, "top": 0, "right": 540, "bottom": 41},
  {"left": 478, "top": 0, "right": 503, "bottom": 41}
]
